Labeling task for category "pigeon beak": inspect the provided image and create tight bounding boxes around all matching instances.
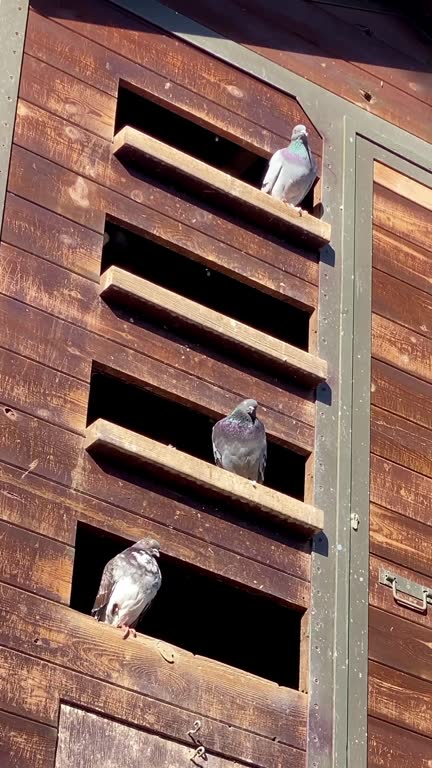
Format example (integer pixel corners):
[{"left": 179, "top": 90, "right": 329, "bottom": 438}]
[{"left": 152, "top": 549, "right": 160, "bottom": 558}]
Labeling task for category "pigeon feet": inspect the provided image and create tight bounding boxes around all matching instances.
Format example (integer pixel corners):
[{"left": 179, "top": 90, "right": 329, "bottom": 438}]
[{"left": 120, "top": 624, "right": 137, "bottom": 640}]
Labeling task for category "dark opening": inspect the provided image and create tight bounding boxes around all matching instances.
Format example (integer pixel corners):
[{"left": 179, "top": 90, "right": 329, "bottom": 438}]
[
  {"left": 71, "top": 522, "right": 302, "bottom": 689},
  {"left": 87, "top": 368, "right": 307, "bottom": 501},
  {"left": 115, "top": 85, "right": 267, "bottom": 187},
  {"left": 102, "top": 220, "right": 311, "bottom": 352}
]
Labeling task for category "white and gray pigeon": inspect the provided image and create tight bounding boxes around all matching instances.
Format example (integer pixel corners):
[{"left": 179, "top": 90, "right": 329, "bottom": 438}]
[
  {"left": 212, "top": 399, "right": 267, "bottom": 484},
  {"left": 261, "top": 124, "right": 317, "bottom": 208},
  {"left": 92, "top": 537, "right": 161, "bottom": 639}
]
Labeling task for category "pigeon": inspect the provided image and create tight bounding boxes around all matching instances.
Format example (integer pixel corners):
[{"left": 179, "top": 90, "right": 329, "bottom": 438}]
[
  {"left": 212, "top": 399, "right": 267, "bottom": 484},
  {"left": 261, "top": 124, "right": 317, "bottom": 209},
  {"left": 92, "top": 537, "right": 161, "bottom": 639}
]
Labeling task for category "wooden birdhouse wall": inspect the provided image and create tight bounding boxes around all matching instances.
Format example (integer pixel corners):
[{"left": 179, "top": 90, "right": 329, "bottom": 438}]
[{"left": 0, "top": 1, "right": 431, "bottom": 767}]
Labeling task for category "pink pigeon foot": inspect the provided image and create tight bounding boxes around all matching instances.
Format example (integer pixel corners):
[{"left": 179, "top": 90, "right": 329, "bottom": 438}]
[{"left": 120, "top": 624, "right": 137, "bottom": 640}]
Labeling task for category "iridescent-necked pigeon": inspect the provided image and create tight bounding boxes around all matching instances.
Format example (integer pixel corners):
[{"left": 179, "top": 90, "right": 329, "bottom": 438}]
[
  {"left": 261, "top": 124, "right": 316, "bottom": 208},
  {"left": 92, "top": 537, "right": 161, "bottom": 639},
  {"left": 212, "top": 399, "right": 267, "bottom": 484}
]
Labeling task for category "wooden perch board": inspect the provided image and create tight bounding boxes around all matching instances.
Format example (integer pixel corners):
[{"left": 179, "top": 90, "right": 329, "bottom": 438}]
[
  {"left": 113, "top": 126, "right": 331, "bottom": 248},
  {"left": 100, "top": 266, "right": 328, "bottom": 385},
  {"left": 85, "top": 419, "right": 324, "bottom": 534}
]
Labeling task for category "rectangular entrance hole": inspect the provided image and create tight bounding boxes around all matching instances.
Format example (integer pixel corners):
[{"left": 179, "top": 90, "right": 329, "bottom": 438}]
[
  {"left": 71, "top": 522, "right": 302, "bottom": 690},
  {"left": 87, "top": 367, "right": 307, "bottom": 501},
  {"left": 102, "top": 220, "right": 311, "bottom": 352},
  {"left": 115, "top": 86, "right": 317, "bottom": 214},
  {"left": 116, "top": 85, "right": 267, "bottom": 187}
]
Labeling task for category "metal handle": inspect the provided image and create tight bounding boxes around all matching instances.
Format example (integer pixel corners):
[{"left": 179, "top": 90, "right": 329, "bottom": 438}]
[{"left": 391, "top": 578, "right": 428, "bottom": 613}]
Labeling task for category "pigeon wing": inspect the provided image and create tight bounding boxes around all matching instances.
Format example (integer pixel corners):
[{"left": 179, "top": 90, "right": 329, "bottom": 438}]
[
  {"left": 91, "top": 557, "right": 117, "bottom": 621},
  {"left": 261, "top": 150, "right": 284, "bottom": 194},
  {"left": 212, "top": 422, "right": 225, "bottom": 468},
  {"left": 257, "top": 438, "right": 267, "bottom": 484}
]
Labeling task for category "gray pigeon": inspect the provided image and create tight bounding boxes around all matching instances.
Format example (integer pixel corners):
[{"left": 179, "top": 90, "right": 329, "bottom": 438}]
[
  {"left": 212, "top": 399, "right": 267, "bottom": 484},
  {"left": 261, "top": 125, "right": 316, "bottom": 208},
  {"left": 92, "top": 537, "right": 161, "bottom": 639}
]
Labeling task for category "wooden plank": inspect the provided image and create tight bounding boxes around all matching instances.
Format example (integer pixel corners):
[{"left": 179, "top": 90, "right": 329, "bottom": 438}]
[
  {"left": 10, "top": 133, "right": 320, "bottom": 302},
  {"left": 0, "top": 348, "right": 88, "bottom": 434},
  {"left": 0, "top": 710, "right": 56, "bottom": 768},
  {"left": 0, "top": 586, "right": 307, "bottom": 749},
  {"left": 374, "top": 163, "right": 432, "bottom": 212},
  {"left": 374, "top": 185, "right": 432, "bottom": 253},
  {"left": 113, "top": 126, "right": 330, "bottom": 247},
  {"left": 370, "top": 503, "right": 432, "bottom": 578},
  {"left": 370, "top": 455, "right": 432, "bottom": 528},
  {"left": 371, "top": 359, "right": 432, "bottom": 432},
  {"left": 20, "top": 52, "right": 116, "bottom": 141},
  {"left": 0, "top": 410, "right": 310, "bottom": 599},
  {"left": 101, "top": 266, "right": 327, "bottom": 384},
  {"left": 0, "top": 463, "right": 76, "bottom": 546},
  {"left": 373, "top": 268, "right": 432, "bottom": 339},
  {"left": 369, "top": 716, "right": 432, "bottom": 768},
  {"left": 0, "top": 245, "right": 315, "bottom": 454},
  {"left": 373, "top": 228, "right": 432, "bottom": 296},
  {"left": 0, "top": 647, "right": 301, "bottom": 768},
  {"left": 371, "top": 405, "right": 432, "bottom": 478},
  {"left": 369, "top": 607, "right": 432, "bottom": 684},
  {"left": 369, "top": 555, "right": 432, "bottom": 630},
  {"left": 29, "top": 2, "right": 321, "bottom": 155},
  {"left": 85, "top": 419, "right": 323, "bottom": 534},
  {"left": 369, "top": 661, "right": 432, "bottom": 739},
  {"left": 2, "top": 193, "right": 103, "bottom": 281},
  {"left": 372, "top": 314, "right": 432, "bottom": 385},
  {"left": 0, "top": 520, "right": 73, "bottom": 603}
]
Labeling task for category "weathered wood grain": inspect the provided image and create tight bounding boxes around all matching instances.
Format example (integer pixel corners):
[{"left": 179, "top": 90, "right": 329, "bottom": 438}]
[
  {"left": 30, "top": 1, "right": 321, "bottom": 154},
  {"left": 371, "top": 405, "right": 432, "bottom": 478},
  {"left": 101, "top": 266, "right": 327, "bottom": 383},
  {"left": 24, "top": 12, "right": 306, "bottom": 162},
  {"left": 12, "top": 107, "right": 320, "bottom": 298},
  {"left": 0, "top": 520, "right": 73, "bottom": 603},
  {"left": 0, "top": 463, "right": 76, "bottom": 545},
  {"left": 0, "top": 585, "right": 307, "bottom": 749},
  {"left": 0, "top": 348, "right": 88, "bottom": 434},
  {"left": 369, "top": 607, "right": 432, "bottom": 684},
  {"left": 85, "top": 418, "right": 323, "bottom": 536},
  {"left": 0, "top": 710, "right": 57, "bottom": 768},
  {"left": 0, "top": 244, "right": 315, "bottom": 453},
  {"left": 373, "top": 268, "right": 432, "bottom": 339},
  {"left": 2, "top": 193, "right": 103, "bottom": 281},
  {"left": 372, "top": 314, "right": 432, "bottom": 385},
  {"left": 369, "top": 555, "right": 432, "bottom": 630},
  {"left": 113, "top": 126, "right": 330, "bottom": 247},
  {"left": 374, "top": 185, "right": 432, "bottom": 252},
  {"left": 370, "top": 455, "right": 432, "bottom": 528},
  {"left": 369, "top": 661, "right": 432, "bottom": 739},
  {"left": 370, "top": 503, "right": 432, "bottom": 577},
  {"left": 20, "top": 53, "right": 116, "bottom": 140},
  {"left": 369, "top": 716, "right": 432, "bottom": 768},
  {"left": 0, "top": 645, "right": 301, "bottom": 768},
  {"left": 374, "top": 163, "right": 432, "bottom": 211},
  {"left": 371, "top": 359, "right": 432, "bottom": 432},
  {"left": 0, "top": 408, "right": 310, "bottom": 596},
  {"left": 373, "top": 228, "right": 432, "bottom": 296}
]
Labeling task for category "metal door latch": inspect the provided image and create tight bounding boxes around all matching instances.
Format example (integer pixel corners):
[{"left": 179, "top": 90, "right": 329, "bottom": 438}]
[{"left": 379, "top": 569, "right": 432, "bottom": 613}]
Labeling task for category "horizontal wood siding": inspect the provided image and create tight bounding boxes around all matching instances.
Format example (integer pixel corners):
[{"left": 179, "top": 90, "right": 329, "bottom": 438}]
[
  {"left": 368, "top": 164, "right": 432, "bottom": 762},
  {"left": 0, "top": 1, "right": 327, "bottom": 763}
]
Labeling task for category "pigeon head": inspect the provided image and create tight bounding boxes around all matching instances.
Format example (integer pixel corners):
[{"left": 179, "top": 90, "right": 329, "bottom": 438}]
[
  {"left": 132, "top": 537, "right": 161, "bottom": 558},
  {"left": 232, "top": 398, "right": 258, "bottom": 423},
  {"left": 291, "top": 124, "right": 308, "bottom": 142}
]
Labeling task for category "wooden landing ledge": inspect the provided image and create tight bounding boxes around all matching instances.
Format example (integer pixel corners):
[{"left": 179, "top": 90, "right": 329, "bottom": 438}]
[
  {"left": 85, "top": 419, "right": 324, "bottom": 535},
  {"left": 113, "top": 126, "right": 331, "bottom": 248},
  {"left": 100, "top": 266, "right": 327, "bottom": 385}
]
